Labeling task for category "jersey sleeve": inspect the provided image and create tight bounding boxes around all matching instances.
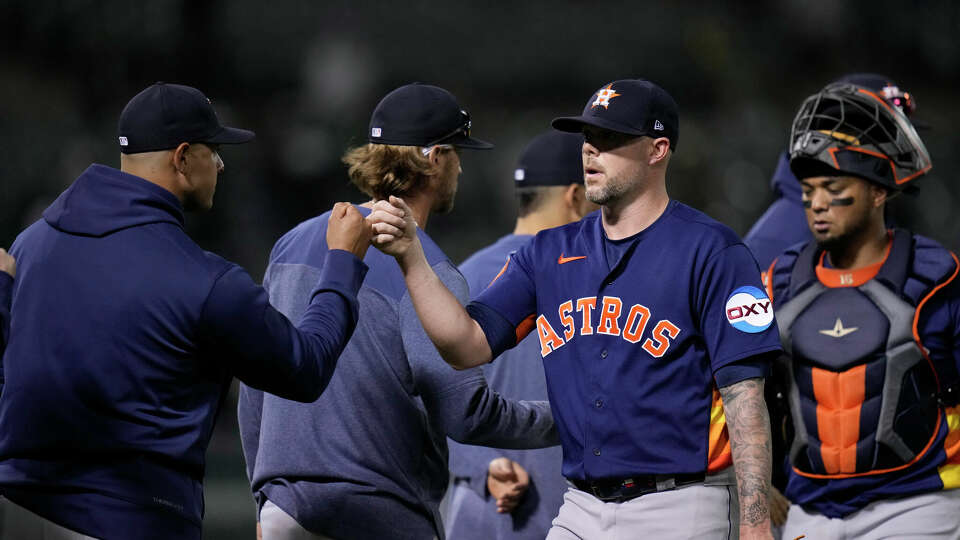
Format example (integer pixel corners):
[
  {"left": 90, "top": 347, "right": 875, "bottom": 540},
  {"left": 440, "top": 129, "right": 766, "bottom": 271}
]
[
  {"left": 470, "top": 242, "right": 539, "bottom": 358},
  {"left": 696, "top": 243, "right": 782, "bottom": 374}
]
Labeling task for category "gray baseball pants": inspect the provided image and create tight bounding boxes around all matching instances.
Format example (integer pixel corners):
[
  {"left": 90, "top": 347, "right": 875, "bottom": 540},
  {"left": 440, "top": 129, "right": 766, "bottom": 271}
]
[
  {"left": 782, "top": 489, "right": 960, "bottom": 540},
  {"left": 546, "top": 482, "right": 739, "bottom": 540}
]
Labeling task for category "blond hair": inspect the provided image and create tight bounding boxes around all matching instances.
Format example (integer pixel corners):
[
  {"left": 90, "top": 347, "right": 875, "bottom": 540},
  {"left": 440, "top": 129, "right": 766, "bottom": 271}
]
[{"left": 342, "top": 144, "right": 433, "bottom": 200}]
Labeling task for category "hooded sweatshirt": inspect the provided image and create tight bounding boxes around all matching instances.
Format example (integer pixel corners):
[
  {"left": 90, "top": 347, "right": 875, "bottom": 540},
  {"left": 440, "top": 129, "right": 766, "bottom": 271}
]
[
  {"left": 743, "top": 151, "right": 812, "bottom": 270},
  {"left": 0, "top": 164, "right": 366, "bottom": 540}
]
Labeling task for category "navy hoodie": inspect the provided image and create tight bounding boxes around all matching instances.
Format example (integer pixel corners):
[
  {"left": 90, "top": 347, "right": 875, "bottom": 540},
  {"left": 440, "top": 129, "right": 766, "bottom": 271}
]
[
  {"left": 743, "top": 151, "right": 812, "bottom": 270},
  {"left": 0, "top": 164, "right": 367, "bottom": 540}
]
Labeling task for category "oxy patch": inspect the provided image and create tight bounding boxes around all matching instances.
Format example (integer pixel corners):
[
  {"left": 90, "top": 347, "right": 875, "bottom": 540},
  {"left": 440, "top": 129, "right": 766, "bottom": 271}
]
[{"left": 725, "top": 286, "right": 774, "bottom": 333}]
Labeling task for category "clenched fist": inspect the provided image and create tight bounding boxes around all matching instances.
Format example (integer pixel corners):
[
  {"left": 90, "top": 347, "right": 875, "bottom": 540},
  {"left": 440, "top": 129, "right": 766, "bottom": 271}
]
[
  {"left": 327, "top": 203, "right": 372, "bottom": 260},
  {"left": 0, "top": 248, "right": 15, "bottom": 278}
]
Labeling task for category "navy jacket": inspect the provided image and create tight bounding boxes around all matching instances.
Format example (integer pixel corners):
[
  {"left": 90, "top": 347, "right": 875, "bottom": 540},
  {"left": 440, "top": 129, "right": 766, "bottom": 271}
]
[{"left": 0, "top": 164, "right": 366, "bottom": 540}]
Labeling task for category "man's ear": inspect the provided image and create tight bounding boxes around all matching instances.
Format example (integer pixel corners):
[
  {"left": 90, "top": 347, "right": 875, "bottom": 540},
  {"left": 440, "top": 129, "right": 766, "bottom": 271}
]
[
  {"left": 172, "top": 142, "right": 191, "bottom": 177},
  {"left": 427, "top": 146, "right": 444, "bottom": 166},
  {"left": 649, "top": 137, "right": 670, "bottom": 166},
  {"left": 871, "top": 184, "right": 890, "bottom": 208}
]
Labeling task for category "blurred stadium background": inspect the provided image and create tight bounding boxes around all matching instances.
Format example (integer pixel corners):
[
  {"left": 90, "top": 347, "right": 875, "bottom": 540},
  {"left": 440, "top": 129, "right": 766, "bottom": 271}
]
[{"left": 2, "top": 1, "right": 959, "bottom": 538}]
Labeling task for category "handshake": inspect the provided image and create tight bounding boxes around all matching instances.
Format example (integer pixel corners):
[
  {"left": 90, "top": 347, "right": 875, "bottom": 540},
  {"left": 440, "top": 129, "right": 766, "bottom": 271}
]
[{"left": 326, "top": 197, "right": 419, "bottom": 261}]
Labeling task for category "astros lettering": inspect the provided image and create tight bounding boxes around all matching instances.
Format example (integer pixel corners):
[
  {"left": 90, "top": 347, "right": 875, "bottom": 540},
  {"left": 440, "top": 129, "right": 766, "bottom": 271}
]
[{"left": 536, "top": 296, "right": 681, "bottom": 358}]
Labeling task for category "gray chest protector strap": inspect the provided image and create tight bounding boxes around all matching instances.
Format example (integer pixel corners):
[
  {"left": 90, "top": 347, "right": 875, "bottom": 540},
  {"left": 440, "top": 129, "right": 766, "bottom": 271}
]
[{"left": 775, "top": 231, "right": 940, "bottom": 477}]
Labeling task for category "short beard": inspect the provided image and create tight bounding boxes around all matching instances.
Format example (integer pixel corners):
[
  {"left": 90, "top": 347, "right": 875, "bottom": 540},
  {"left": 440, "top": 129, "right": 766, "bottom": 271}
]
[
  {"left": 586, "top": 173, "right": 631, "bottom": 206},
  {"left": 432, "top": 172, "right": 458, "bottom": 215},
  {"left": 432, "top": 192, "right": 455, "bottom": 214},
  {"left": 816, "top": 211, "right": 871, "bottom": 254}
]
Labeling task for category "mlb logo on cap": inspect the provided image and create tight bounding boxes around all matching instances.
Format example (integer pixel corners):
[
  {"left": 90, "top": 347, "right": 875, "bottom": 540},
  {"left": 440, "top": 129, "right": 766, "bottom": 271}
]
[
  {"left": 515, "top": 169, "right": 525, "bottom": 181},
  {"left": 371, "top": 127, "right": 382, "bottom": 138}
]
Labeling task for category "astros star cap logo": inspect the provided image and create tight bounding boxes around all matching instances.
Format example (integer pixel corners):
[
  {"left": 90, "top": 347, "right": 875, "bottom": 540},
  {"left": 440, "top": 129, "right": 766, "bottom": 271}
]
[{"left": 591, "top": 84, "right": 621, "bottom": 109}]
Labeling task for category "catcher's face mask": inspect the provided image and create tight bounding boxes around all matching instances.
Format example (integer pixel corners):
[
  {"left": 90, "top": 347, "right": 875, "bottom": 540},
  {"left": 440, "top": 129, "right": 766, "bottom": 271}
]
[{"left": 789, "top": 82, "right": 931, "bottom": 190}]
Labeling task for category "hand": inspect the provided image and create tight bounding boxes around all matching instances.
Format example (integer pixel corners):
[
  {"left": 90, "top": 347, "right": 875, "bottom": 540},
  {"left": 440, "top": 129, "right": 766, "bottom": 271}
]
[
  {"left": 0, "top": 248, "right": 15, "bottom": 278},
  {"left": 769, "top": 486, "right": 790, "bottom": 527},
  {"left": 256, "top": 522, "right": 262, "bottom": 540},
  {"left": 368, "top": 196, "right": 419, "bottom": 261},
  {"left": 326, "top": 202, "right": 371, "bottom": 259},
  {"left": 487, "top": 457, "right": 530, "bottom": 514}
]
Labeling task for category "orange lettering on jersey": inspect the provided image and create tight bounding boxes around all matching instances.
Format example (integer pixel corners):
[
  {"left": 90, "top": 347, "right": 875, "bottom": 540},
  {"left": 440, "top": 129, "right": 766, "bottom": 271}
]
[
  {"left": 576, "top": 297, "right": 597, "bottom": 336},
  {"left": 596, "top": 296, "right": 623, "bottom": 336},
  {"left": 536, "top": 314, "right": 566, "bottom": 357},
  {"left": 642, "top": 320, "right": 681, "bottom": 357},
  {"left": 558, "top": 300, "right": 575, "bottom": 341},
  {"left": 621, "top": 304, "right": 651, "bottom": 344}
]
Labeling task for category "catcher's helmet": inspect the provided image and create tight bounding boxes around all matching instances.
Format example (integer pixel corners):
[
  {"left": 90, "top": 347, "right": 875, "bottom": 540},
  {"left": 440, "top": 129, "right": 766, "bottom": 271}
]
[{"left": 789, "top": 82, "right": 931, "bottom": 190}]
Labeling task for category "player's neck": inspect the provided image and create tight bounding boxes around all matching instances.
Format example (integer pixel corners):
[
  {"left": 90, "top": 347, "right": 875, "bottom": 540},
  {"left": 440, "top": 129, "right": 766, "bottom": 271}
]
[
  {"left": 514, "top": 204, "right": 573, "bottom": 235},
  {"left": 824, "top": 220, "right": 889, "bottom": 270},
  {"left": 600, "top": 187, "right": 670, "bottom": 240}
]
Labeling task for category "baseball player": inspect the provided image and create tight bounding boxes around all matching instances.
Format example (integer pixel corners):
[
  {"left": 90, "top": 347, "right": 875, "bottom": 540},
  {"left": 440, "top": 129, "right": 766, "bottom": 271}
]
[
  {"left": 747, "top": 74, "right": 925, "bottom": 531},
  {"left": 767, "top": 81, "right": 960, "bottom": 539},
  {"left": 0, "top": 83, "right": 370, "bottom": 540},
  {"left": 744, "top": 73, "right": 920, "bottom": 271},
  {"left": 237, "top": 83, "right": 557, "bottom": 540},
  {"left": 444, "top": 130, "right": 598, "bottom": 540},
  {"left": 370, "top": 79, "right": 782, "bottom": 540}
]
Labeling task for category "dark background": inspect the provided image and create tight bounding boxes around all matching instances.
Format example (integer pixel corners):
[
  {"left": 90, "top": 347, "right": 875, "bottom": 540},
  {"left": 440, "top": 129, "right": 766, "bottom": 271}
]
[{"left": 2, "top": 2, "right": 959, "bottom": 538}]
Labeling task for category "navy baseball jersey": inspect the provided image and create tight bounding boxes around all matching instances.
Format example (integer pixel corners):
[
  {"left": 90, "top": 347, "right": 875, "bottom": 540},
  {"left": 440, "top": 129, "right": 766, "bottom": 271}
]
[{"left": 469, "top": 201, "right": 782, "bottom": 480}]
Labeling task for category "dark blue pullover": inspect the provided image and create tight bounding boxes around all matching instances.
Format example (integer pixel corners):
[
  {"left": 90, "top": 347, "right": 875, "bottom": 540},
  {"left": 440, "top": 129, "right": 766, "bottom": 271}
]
[{"left": 0, "top": 164, "right": 366, "bottom": 540}]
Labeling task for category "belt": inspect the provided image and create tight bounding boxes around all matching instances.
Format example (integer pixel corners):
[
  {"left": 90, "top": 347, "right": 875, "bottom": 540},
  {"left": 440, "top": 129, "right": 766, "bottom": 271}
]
[{"left": 571, "top": 472, "right": 705, "bottom": 503}]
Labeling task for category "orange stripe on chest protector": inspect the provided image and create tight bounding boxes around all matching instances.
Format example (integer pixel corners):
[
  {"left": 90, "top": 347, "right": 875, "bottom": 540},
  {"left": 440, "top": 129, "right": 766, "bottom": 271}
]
[{"left": 812, "top": 365, "right": 865, "bottom": 474}]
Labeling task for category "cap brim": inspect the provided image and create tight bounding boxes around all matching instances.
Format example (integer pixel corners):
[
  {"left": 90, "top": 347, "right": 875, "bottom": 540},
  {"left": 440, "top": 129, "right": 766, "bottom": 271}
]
[
  {"left": 551, "top": 115, "right": 647, "bottom": 136},
  {"left": 436, "top": 131, "right": 493, "bottom": 149},
  {"left": 455, "top": 137, "right": 494, "bottom": 149},
  {"left": 204, "top": 126, "right": 256, "bottom": 145}
]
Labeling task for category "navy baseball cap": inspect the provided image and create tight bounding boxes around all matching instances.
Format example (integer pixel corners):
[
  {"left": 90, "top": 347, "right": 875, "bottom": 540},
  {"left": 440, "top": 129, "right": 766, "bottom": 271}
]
[
  {"left": 118, "top": 82, "right": 255, "bottom": 154},
  {"left": 514, "top": 131, "right": 584, "bottom": 187},
  {"left": 552, "top": 79, "right": 679, "bottom": 150},
  {"left": 367, "top": 83, "right": 493, "bottom": 149},
  {"left": 834, "top": 73, "right": 913, "bottom": 115}
]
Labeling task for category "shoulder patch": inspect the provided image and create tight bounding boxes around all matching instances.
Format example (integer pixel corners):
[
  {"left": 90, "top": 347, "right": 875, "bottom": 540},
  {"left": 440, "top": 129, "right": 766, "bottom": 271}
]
[{"left": 725, "top": 286, "right": 774, "bottom": 333}]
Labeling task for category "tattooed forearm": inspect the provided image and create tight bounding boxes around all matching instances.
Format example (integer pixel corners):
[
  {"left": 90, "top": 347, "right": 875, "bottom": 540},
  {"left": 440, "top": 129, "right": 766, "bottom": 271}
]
[{"left": 720, "top": 377, "right": 772, "bottom": 533}]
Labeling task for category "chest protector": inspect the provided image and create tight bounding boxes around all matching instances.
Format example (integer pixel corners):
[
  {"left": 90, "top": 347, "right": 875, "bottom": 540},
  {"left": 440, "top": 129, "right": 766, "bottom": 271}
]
[{"left": 776, "top": 230, "right": 949, "bottom": 478}]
